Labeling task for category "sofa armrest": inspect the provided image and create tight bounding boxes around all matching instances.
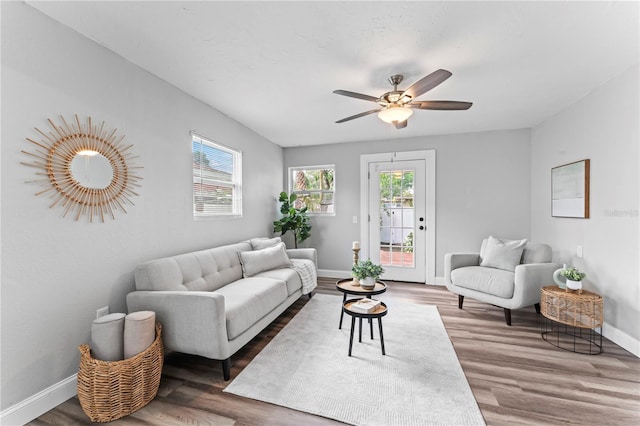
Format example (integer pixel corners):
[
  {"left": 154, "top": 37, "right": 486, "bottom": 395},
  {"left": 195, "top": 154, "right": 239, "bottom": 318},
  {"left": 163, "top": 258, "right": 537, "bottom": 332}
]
[
  {"left": 513, "top": 263, "right": 563, "bottom": 307},
  {"left": 126, "top": 290, "right": 231, "bottom": 360},
  {"left": 444, "top": 253, "right": 480, "bottom": 285},
  {"left": 287, "top": 248, "right": 317, "bottom": 269}
]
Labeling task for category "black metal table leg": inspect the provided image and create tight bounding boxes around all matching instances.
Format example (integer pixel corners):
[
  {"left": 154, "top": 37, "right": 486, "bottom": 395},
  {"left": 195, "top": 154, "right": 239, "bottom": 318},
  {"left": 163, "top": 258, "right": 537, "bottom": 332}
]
[
  {"left": 348, "top": 315, "right": 355, "bottom": 356},
  {"left": 369, "top": 318, "right": 374, "bottom": 339},
  {"left": 339, "top": 293, "right": 347, "bottom": 329},
  {"left": 358, "top": 317, "right": 362, "bottom": 342},
  {"left": 378, "top": 318, "right": 385, "bottom": 355}
]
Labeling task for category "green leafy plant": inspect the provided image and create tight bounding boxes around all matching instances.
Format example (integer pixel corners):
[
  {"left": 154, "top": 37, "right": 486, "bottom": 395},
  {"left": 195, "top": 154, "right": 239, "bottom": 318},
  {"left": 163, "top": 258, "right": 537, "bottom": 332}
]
[
  {"left": 351, "top": 259, "right": 385, "bottom": 280},
  {"left": 561, "top": 267, "right": 586, "bottom": 281},
  {"left": 273, "top": 191, "right": 311, "bottom": 248}
]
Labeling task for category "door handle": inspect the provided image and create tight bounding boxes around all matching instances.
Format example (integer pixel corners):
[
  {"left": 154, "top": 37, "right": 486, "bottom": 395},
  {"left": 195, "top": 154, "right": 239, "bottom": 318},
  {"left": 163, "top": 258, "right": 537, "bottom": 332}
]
[{"left": 419, "top": 225, "right": 425, "bottom": 230}]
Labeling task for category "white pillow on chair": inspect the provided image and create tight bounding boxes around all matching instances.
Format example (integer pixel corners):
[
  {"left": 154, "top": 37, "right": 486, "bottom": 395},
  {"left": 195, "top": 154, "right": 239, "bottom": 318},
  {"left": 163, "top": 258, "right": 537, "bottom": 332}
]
[{"left": 480, "top": 236, "right": 527, "bottom": 271}]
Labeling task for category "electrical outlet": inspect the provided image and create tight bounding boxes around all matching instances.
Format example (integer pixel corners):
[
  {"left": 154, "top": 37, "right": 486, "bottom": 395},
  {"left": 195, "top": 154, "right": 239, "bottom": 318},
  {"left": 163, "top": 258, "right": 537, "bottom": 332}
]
[
  {"left": 96, "top": 306, "right": 109, "bottom": 319},
  {"left": 352, "top": 216, "right": 358, "bottom": 224},
  {"left": 577, "top": 245, "right": 583, "bottom": 258}
]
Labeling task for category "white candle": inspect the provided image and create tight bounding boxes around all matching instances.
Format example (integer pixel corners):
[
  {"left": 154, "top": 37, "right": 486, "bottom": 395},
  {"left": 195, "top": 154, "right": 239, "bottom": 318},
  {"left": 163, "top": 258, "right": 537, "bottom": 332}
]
[{"left": 352, "top": 241, "right": 360, "bottom": 250}]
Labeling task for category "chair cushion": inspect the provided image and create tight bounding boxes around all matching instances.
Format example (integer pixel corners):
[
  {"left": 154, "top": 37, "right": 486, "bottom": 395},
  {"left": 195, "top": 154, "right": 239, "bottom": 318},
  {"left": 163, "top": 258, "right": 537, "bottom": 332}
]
[
  {"left": 521, "top": 242, "right": 552, "bottom": 264},
  {"left": 238, "top": 242, "right": 291, "bottom": 277},
  {"left": 214, "top": 277, "right": 288, "bottom": 340},
  {"left": 451, "top": 266, "right": 515, "bottom": 299},
  {"left": 480, "top": 236, "right": 527, "bottom": 271}
]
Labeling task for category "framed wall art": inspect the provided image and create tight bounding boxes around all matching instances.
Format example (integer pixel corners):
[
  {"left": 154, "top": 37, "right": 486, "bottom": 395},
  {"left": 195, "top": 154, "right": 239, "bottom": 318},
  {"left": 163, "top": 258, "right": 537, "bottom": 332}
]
[{"left": 551, "top": 159, "right": 590, "bottom": 218}]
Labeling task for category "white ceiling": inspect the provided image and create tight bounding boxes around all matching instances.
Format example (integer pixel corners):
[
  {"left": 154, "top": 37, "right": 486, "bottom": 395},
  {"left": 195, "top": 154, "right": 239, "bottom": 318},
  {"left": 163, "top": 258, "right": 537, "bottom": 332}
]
[{"left": 28, "top": 1, "right": 639, "bottom": 147}]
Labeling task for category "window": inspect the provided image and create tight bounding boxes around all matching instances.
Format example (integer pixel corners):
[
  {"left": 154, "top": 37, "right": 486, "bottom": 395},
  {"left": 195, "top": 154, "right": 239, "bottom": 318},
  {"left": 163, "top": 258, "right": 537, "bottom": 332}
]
[
  {"left": 192, "top": 133, "right": 242, "bottom": 218},
  {"left": 289, "top": 165, "right": 335, "bottom": 214}
]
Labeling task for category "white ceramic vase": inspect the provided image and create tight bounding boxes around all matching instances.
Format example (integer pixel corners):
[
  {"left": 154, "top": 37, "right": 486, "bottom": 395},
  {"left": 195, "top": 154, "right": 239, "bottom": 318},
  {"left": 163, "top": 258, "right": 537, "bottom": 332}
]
[
  {"left": 359, "top": 276, "right": 375, "bottom": 290},
  {"left": 566, "top": 279, "right": 582, "bottom": 291}
]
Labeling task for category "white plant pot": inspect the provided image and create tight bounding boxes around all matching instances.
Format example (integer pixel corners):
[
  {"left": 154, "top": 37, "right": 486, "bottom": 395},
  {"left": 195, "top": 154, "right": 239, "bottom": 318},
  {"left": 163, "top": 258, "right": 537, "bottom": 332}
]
[
  {"left": 359, "top": 277, "right": 376, "bottom": 290},
  {"left": 566, "top": 279, "right": 582, "bottom": 291}
]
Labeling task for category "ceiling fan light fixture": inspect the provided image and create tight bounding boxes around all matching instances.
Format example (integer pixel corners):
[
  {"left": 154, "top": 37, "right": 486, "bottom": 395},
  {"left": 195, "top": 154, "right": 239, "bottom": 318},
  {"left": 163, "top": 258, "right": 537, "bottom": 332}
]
[{"left": 378, "top": 105, "right": 413, "bottom": 124}]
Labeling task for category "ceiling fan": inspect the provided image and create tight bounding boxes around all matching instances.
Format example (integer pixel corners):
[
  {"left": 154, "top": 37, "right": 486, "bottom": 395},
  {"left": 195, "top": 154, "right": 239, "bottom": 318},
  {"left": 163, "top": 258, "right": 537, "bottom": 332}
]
[{"left": 333, "top": 69, "right": 472, "bottom": 129}]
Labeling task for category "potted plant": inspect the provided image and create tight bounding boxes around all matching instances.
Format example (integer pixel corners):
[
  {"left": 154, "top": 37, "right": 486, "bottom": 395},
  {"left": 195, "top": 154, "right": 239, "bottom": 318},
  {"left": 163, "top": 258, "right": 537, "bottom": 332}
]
[
  {"left": 273, "top": 191, "right": 311, "bottom": 248},
  {"left": 351, "top": 259, "right": 385, "bottom": 290},
  {"left": 560, "top": 266, "right": 586, "bottom": 291}
]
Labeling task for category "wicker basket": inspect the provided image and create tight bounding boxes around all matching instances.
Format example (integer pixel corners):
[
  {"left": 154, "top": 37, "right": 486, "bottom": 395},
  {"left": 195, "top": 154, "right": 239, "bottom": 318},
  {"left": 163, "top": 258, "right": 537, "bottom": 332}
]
[
  {"left": 541, "top": 286, "right": 603, "bottom": 329},
  {"left": 77, "top": 323, "right": 163, "bottom": 422}
]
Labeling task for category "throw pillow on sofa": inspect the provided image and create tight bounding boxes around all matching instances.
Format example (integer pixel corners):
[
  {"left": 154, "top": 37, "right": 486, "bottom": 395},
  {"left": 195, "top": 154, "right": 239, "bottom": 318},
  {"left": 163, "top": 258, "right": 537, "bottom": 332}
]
[
  {"left": 238, "top": 242, "right": 291, "bottom": 277},
  {"left": 480, "top": 236, "right": 527, "bottom": 272},
  {"left": 249, "top": 236, "right": 282, "bottom": 250}
]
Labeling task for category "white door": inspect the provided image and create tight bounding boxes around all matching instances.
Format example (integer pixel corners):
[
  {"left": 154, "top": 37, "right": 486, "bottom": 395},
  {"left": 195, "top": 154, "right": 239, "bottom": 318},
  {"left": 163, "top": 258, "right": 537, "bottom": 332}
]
[{"left": 368, "top": 160, "right": 426, "bottom": 282}]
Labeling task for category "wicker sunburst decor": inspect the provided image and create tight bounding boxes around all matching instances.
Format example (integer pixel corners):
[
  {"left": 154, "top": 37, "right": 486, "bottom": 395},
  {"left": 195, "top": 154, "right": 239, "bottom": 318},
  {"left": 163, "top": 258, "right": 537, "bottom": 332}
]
[{"left": 22, "top": 115, "right": 142, "bottom": 222}]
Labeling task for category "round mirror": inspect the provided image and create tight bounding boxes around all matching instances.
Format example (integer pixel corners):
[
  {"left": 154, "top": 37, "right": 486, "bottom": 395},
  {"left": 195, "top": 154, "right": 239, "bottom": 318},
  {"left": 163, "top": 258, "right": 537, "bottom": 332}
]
[
  {"left": 23, "top": 115, "right": 141, "bottom": 222},
  {"left": 70, "top": 152, "right": 114, "bottom": 189}
]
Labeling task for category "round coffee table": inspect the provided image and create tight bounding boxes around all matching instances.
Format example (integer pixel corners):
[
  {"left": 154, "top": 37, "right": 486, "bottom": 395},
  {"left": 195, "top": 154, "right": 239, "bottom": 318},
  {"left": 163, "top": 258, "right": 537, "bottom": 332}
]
[
  {"left": 343, "top": 299, "right": 388, "bottom": 356},
  {"left": 336, "top": 278, "right": 387, "bottom": 329}
]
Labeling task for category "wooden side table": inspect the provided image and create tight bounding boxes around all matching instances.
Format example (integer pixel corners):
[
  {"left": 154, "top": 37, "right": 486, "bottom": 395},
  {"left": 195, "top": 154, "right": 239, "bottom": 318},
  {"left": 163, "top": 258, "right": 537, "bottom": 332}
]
[
  {"left": 343, "top": 299, "right": 388, "bottom": 356},
  {"left": 336, "top": 278, "right": 387, "bottom": 329},
  {"left": 540, "top": 285, "right": 603, "bottom": 354}
]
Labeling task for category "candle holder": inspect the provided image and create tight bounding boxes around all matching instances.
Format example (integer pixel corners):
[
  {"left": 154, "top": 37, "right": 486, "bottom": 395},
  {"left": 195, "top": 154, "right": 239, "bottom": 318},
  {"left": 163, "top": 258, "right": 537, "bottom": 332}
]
[{"left": 352, "top": 248, "right": 360, "bottom": 285}]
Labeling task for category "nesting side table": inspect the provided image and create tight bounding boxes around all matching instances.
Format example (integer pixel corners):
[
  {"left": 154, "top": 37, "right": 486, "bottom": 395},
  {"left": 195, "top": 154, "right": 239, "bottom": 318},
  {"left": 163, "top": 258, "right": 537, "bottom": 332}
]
[
  {"left": 343, "top": 299, "right": 388, "bottom": 356},
  {"left": 336, "top": 278, "right": 387, "bottom": 329},
  {"left": 540, "top": 285, "right": 603, "bottom": 355}
]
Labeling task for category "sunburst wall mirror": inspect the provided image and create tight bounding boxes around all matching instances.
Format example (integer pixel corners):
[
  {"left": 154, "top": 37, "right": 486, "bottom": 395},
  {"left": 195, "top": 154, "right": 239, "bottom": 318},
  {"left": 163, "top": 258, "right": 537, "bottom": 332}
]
[{"left": 22, "top": 115, "right": 142, "bottom": 222}]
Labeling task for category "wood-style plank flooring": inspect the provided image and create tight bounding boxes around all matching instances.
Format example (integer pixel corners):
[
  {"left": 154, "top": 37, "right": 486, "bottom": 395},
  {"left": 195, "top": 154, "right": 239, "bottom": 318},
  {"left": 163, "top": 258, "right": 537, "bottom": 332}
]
[{"left": 30, "top": 278, "right": 640, "bottom": 425}]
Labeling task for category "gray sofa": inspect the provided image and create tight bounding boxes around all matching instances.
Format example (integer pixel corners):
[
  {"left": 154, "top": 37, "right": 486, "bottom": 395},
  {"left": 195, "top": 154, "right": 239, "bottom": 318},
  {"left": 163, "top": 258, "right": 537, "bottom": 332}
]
[
  {"left": 126, "top": 237, "right": 317, "bottom": 380},
  {"left": 444, "top": 237, "right": 560, "bottom": 325}
]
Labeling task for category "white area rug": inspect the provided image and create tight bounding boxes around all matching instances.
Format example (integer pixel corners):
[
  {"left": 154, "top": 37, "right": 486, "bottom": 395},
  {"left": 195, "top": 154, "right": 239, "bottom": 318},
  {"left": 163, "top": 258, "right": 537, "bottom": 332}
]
[{"left": 224, "top": 294, "right": 485, "bottom": 425}]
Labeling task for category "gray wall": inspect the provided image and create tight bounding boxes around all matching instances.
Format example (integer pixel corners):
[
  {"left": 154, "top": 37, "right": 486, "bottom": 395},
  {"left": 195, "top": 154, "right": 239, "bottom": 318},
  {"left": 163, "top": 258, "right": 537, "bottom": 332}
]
[
  {"left": 531, "top": 63, "right": 639, "bottom": 348},
  {"left": 1, "top": 3, "right": 282, "bottom": 410},
  {"left": 284, "top": 129, "right": 532, "bottom": 277}
]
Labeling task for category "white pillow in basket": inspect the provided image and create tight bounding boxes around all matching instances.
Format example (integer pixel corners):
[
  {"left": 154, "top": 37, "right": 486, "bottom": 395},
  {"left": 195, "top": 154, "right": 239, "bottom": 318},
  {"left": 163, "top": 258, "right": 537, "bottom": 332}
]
[{"left": 238, "top": 242, "right": 291, "bottom": 277}]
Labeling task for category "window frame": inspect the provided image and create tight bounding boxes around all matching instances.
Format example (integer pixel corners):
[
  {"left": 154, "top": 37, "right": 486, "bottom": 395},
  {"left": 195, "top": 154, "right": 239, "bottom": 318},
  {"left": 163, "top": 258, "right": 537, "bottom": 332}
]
[
  {"left": 191, "top": 132, "right": 242, "bottom": 220},
  {"left": 288, "top": 164, "right": 336, "bottom": 216}
]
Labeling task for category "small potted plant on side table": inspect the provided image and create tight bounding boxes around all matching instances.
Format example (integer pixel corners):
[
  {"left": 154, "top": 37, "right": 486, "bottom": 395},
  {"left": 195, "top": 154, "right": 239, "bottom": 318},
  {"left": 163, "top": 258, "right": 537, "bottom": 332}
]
[
  {"left": 561, "top": 266, "right": 586, "bottom": 293},
  {"left": 352, "top": 259, "right": 385, "bottom": 290}
]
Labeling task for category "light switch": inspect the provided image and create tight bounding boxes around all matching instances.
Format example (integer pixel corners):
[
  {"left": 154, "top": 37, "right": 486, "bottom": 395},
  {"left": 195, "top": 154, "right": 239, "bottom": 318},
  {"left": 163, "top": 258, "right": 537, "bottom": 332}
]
[
  {"left": 352, "top": 216, "right": 358, "bottom": 224},
  {"left": 577, "top": 245, "right": 583, "bottom": 258}
]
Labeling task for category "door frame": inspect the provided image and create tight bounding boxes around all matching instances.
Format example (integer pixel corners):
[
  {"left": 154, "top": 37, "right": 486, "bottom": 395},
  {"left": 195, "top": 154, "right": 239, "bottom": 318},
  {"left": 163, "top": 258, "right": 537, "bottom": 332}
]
[{"left": 359, "top": 150, "right": 436, "bottom": 284}]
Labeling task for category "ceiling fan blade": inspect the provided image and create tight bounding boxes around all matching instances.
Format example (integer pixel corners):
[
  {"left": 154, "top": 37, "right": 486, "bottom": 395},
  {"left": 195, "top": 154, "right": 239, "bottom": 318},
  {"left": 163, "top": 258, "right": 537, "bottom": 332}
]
[
  {"left": 335, "top": 109, "right": 381, "bottom": 123},
  {"left": 394, "top": 120, "right": 408, "bottom": 129},
  {"left": 401, "top": 69, "right": 452, "bottom": 100},
  {"left": 333, "top": 90, "right": 379, "bottom": 103},
  {"left": 410, "top": 100, "right": 473, "bottom": 110}
]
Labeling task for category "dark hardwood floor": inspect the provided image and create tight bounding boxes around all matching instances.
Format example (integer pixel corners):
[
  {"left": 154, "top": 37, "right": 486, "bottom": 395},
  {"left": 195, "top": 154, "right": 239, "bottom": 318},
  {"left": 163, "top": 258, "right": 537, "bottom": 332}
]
[{"left": 30, "top": 278, "right": 640, "bottom": 425}]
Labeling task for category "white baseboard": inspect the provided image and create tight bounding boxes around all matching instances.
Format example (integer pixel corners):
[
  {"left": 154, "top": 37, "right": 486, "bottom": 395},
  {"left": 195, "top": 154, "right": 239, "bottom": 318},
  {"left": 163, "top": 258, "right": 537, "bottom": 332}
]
[
  {"left": 0, "top": 374, "right": 77, "bottom": 426},
  {"left": 317, "top": 269, "right": 350, "bottom": 279},
  {"left": 602, "top": 321, "right": 640, "bottom": 357},
  {"left": 433, "top": 276, "right": 446, "bottom": 286},
  {"left": 320, "top": 271, "right": 447, "bottom": 286}
]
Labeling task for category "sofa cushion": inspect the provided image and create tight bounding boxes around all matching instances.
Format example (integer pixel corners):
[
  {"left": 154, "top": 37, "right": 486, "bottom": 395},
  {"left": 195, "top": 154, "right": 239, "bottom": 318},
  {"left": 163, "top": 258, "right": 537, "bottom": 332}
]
[
  {"left": 238, "top": 242, "right": 291, "bottom": 277},
  {"left": 250, "top": 237, "right": 282, "bottom": 250},
  {"left": 134, "top": 242, "right": 251, "bottom": 291},
  {"left": 256, "top": 267, "right": 302, "bottom": 296},
  {"left": 214, "top": 277, "right": 288, "bottom": 340},
  {"left": 451, "top": 266, "right": 515, "bottom": 299},
  {"left": 480, "top": 236, "right": 527, "bottom": 271}
]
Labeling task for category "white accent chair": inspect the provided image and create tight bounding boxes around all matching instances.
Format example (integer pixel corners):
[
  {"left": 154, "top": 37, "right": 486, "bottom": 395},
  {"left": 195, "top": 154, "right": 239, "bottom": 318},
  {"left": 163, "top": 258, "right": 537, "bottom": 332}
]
[{"left": 444, "top": 237, "right": 561, "bottom": 325}]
